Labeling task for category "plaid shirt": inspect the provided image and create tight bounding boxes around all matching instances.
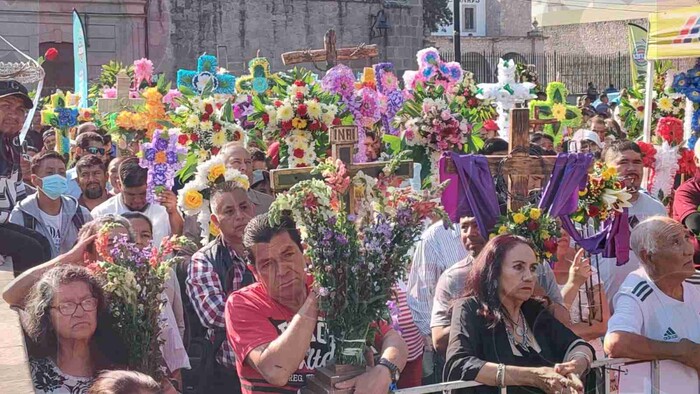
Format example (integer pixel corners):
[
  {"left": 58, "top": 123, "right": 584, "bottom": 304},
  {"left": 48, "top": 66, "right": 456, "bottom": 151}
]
[{"left": 186, "top": 241, "right": 246, "bottom": 369}]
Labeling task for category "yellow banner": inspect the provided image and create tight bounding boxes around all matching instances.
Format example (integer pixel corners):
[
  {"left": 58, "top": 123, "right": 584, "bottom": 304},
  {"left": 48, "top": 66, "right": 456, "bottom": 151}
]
[
  {"left": 648, "top": 5, "right": 700, "bottom": 59},
  {"left": 628, "top": 23, "right": 648, "bottom": 88}
]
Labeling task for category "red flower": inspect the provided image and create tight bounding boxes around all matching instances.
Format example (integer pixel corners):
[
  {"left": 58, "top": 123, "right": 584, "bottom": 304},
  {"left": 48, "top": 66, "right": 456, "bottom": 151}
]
[
  {"left": 281, "top": 121, "right": 293, "bottom": 132},
  {"left": 177, "top": 134, "right": 189, "bottom": 145},
  {"left": 297, "top": 104, "right": 308, "bottom": 117},
  {"left": 190, "top": 133, "right": 199, "bottom": 142},
  {"left": 678, "top": 148, "right": 697, "bottom": 176},
  {"left": 293, "top": 148, "right": 306, "bottom": 158},
  {"left": 295, "top": 92, "right": 304, "bottom": 101},
  {"left": 216, "top": 102, "right": 223, "bottom": 110},
  {"left": 332, "top": 117, "right": 341, "bottom": 126},
  {"left": 274, "top": 100, "right": 283, "bottom": 107},
  {"left": 587, "top": 205, "right": 600, "bottom": 218},
  {"left": 201, "top": 112, "right": 210, "bottom": 122},
  {"left": 308, "top": 121, "right": 320, "bottom": 131},
  {"left": 213, "top": 122, "right": 222, "bottom": 132},
  {"left": 233, "top": 130, "right": 242, "bottom": 141},
  {"left": 262, "top": 113, "right": 270, "bottom": 124},
  {"left": 655, "top": 117, "right": 684, "bottom": 145},
  {"left": 211, "top": 147, "right": 220, "bottom": 155},
  {"left": 467, "top": 98, "right": 478, "bottom": 107},
  {"left": 294, "top": 80, "right": 306, "bottom": 87},
  {"left": 543, "top": 238, "right": 558, "bottom": 254},
  {"left": 44, "top": 48, "right": 58, "bottom": 61},
  {"left": 204, "top": 103, "right": 214, "bottom": 115},
  {"left": 526, "top": 220, "right": 539, "bottom": 231},
  {"left": 637, "top": 141, "right": 657, "bottom": 168}
]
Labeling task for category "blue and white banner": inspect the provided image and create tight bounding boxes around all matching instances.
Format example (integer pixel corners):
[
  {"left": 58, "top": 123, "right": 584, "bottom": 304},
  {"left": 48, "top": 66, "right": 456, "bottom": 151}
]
[{"left": 72, "top": 9, "right": 88, "bottom": 108}]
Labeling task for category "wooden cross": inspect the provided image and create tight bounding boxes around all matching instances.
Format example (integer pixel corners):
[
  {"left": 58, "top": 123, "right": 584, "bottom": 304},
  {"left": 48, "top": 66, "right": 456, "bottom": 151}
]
[
  {"left": 97, "top": 71, "right": 144, "bottom": 114},
  {"left": 446, "top": 108, "right": 558, "bottom": 211},
  {"left": 270, "top": 125, "right": 413, "bottom": 213},
  {"left": 281, "top": 29, "right": 379, "bottom": 70}
]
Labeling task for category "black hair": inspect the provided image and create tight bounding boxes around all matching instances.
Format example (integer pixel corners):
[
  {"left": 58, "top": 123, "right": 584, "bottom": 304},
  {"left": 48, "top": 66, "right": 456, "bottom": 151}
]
[
  {"left": 603, "top": 140, "right": 641, "bottom": 163},
  {"left": 30, "top": 150, "right": 66, "bottom": 175},
  {"left": 121, "top": 212, "right": 153, "bottom": 233},
  {"left": 76, "top": 131, "right": 104, "bottom": 150},
  {"left": 75, "top": 154, "right": 107, "bottom": 174},
  {"left": 480, "top": 138, "right": 509, "bottom": 155},
  {"left": 249, "top": 147, "right": 266, "bottom": 162},
  {"left": 530, "top": 132, "right": 554, "bottom": 144},
  {"left": 243, "top": 213, "right": 303, "bottom": 263},
  {"left": 118, "top": 157, "right": 147, "bottom": 188}
]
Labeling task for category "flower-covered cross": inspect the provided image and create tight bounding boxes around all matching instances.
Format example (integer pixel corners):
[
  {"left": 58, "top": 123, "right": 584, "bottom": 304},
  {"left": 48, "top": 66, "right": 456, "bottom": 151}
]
[
  {"left": 41, "top": 90, "right": 83, "bottom": 155},
  {"left": 529, "top": 81, "right": 582, "bottom": 137},
  {"left": 235, "top": 56, "right": 276, "bottom": 95},
  {"left": 139, "top": 129, "right": 188, "bottom": 203},
  {"left": 177, "top": 54, "right": 236, "bottom": 95},
  {"left": 476, "top": 58, "right": 536, "bottom": 138}
]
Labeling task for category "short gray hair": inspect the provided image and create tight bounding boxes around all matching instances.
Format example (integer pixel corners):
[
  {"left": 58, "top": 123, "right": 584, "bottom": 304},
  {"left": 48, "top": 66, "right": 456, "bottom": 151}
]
[{"left": 630, "top": 216, "right": 681, "bottom": 259}]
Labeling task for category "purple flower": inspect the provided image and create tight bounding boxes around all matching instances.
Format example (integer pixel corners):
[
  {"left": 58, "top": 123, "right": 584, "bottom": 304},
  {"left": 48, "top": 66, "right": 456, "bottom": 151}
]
[
  {"left": 336, "top": 234, "right": 348, "bottom": 245},
  {"left": 154, "top": 137, "right": 168, "bottom": 151},
  {"left": 153, "top": 171, "right": 167, "bottom": 185},
  {"left": 145, "top": 148, "right": 156, "bottom": 162},
  {"left": 322, "top": 65, "right": 356, "bottom": 99},
  {"left": 154, "top": 163, "right": 167, "bottom": 175},
  {"left": 166, "top": 151, "right": 178, "bottom": 164}
]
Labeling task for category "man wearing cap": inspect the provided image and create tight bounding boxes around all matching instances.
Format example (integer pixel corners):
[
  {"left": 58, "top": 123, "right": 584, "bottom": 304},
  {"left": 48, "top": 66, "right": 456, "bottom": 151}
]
[
  {"left": 42, "top": 129, "right": 56, "bottom": 152},
  {"left": 570, "top": 129, "right": 603, "bottom": 158},
  {"left": 0, "top": 80, "right": 53, "bottom": 276}
]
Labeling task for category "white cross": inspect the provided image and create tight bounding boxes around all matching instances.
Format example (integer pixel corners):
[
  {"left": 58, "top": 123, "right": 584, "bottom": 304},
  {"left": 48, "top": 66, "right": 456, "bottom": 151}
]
[{"left": 97, "top": 71, "right": 144, "bottom": 114}]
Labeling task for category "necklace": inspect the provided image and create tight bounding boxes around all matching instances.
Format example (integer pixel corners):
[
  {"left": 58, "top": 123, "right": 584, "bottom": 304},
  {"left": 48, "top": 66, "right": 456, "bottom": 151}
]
[{"left": 505, "top": 310, "right": 530, "bottom": 349}]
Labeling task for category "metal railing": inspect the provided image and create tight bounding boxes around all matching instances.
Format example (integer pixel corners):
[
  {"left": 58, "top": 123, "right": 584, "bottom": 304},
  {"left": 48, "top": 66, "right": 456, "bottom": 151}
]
[{"left": 393, "top": 358, "right": 662, "bottom": 394}]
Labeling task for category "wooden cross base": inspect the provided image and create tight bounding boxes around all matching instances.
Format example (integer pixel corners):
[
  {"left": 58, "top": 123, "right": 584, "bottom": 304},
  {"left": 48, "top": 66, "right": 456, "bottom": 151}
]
[
  {"left": 301, "top": 364, "right": 366, "bottom": 394},
  {"left": 281, "top": 29, "right": 379, "bottom": 69}
]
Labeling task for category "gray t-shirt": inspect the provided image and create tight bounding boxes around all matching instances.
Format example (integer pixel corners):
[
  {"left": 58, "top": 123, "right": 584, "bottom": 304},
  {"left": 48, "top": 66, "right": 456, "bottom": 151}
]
[{"left": 430, "top": 256, "right": 564, "bottom": 328}]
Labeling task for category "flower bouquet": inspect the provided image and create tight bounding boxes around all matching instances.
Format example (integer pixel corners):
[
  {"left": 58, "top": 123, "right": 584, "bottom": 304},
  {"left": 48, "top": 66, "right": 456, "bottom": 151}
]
[
  {"left": 572, "top": 162, "right": 632, "bottom": 228},
  {"left": 649, "top": 117, "right": 689, "bottom": 202},
  {"left": 177, "top": 155, "right": 250, "bottom": 243},
  {"left": 40, "top": 90, "right": 82, "bottom": 156},
  {"left": 139, "top": 128, "right": 188, "bottom": 202},
  {"left": 374, "top": 63, "right": 404, "bottom": 136},
  {"left": 268, "top": 155, "right": 448, "bottom": 366},
  {"left": 251, "top": 68, "right": 342, "bottom": 168},
  {"left": 491, "top": 206, "right": 561, "bottom": 262},
  {"left": 88, "top": 224, "right": 194, "bottom": 381},
  {"left": 446, "top": 70, "right": 497, "bottom": 126}
]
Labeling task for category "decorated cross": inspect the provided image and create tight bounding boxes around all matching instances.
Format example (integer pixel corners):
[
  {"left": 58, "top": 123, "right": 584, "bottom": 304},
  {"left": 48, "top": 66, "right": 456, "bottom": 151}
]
[
  {"left": 476, "top": 59, "right": 536, "bottom": 139},
  {"left": 177, "top": 54, "right": 236, "bottom": 95},
  {"left": 97, "top": 71, "right": 144, "bottom": 114},
  {"left": 445, "top": 108, "right": 558, "bottom": 211},
  {"left": 270, "top": 125, "right": 413, "bottom": 213},
  {"left": 281, "top": 29, "right": 379, "bottom": 70},
  {"left": 529, "top": 82, "right": 582, "bottom": 138},
  {"left": 236, "top": 54, "right": 277, "bottom": 95}
]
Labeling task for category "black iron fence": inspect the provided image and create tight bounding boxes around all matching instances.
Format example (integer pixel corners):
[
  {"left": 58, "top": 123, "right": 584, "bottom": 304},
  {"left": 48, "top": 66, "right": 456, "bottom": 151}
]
[{"left": 440, "top": 51, "right": 632, "bottom": 95}]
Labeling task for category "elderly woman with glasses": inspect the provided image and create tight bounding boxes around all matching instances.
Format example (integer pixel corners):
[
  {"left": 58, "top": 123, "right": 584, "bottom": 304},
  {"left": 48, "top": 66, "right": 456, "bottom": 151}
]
[
  {"left": 24, "top": 265, "right": 124, "bottom": 393},
  {"left": 444, "top": 235, "right": 594, "bottom": 394}
]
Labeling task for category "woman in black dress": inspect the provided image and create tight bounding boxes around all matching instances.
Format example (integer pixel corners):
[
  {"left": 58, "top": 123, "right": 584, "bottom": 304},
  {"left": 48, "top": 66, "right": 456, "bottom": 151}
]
[{"left": 444, "top": 235, "right": 594, "bottom": 394}]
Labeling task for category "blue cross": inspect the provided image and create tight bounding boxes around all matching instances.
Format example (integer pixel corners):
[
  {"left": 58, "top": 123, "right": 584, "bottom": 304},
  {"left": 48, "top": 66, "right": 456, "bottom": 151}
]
[{"left": 177, "top": 54, "right": 236, "bottom": 95}]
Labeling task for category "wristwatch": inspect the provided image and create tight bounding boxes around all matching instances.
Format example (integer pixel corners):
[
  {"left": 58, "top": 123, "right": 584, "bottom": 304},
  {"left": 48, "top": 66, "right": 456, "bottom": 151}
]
[{"left": 377, "top": 357, "right": 401, "bottom": 384}]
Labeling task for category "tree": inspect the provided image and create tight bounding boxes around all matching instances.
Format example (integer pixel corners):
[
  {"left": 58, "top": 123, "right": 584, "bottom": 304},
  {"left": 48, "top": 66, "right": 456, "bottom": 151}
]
[{"left": 423, "top": 0, "right": 452, "bottom": 33}]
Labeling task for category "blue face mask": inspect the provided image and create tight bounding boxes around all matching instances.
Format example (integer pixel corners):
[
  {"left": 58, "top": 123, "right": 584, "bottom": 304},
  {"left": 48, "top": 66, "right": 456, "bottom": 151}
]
[{"left": 39, "top": 174, "right": 68, "bottom": 200}]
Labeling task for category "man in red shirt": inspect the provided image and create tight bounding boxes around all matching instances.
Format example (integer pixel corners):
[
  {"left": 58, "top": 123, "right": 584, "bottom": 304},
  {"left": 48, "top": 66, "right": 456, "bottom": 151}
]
[{"left": 226, "top": 213, "right": 408, "bottom": 394}]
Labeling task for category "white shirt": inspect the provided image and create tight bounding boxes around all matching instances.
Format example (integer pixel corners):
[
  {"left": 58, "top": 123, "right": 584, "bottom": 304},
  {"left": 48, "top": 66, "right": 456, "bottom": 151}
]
[
  {"left": 40, "top": 210, "right": 63, "bottom": 251},
  {"left": 91, "top": 194, "right": 172, "bottom": 246},
  {"left": 607, "top": 268, "right": 700, "bottom": 393},
  {"left": 598, "top": 192, "right": 667, "bottom": 309}
]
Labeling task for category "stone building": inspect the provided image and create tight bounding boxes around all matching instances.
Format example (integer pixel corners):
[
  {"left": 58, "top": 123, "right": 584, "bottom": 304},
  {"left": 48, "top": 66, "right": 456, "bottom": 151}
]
[{"left": 0, "top": 0, "right": 425, "bottom": 93}]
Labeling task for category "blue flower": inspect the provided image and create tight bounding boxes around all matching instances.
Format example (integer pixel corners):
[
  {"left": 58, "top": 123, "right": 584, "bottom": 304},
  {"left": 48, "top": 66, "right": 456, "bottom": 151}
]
[
  {"left": 673, "top": 73, "right": 691, "bottom": 93},
  {"left": 55, "top": 108, "right": 78, "bottom": 128},
  {"left": 145, "top": 148, "right": 156, "bottom": 161},
  {"left": 166, "top": 151, "right": 178, "bottom": 164},
  {"left": 688, "top": 88, "right": 700, "bottom": 104},
  {"left": 154, "top": 137, "right": 169, "bottom": 151},
  {"left": 422, "top": 66, "right": 435, "bottom": 79},
  {"left": 693, "top": 110, "right": 700, "bottom": 133},
  {"left": 154, "top": 163, "right": 167, "bottom": 175},
  {"left": 688, "top": 133, "right": 699, "bottom": 150},
  {"left": 153, "top": 171, "right": 167, "bottom": 186}
]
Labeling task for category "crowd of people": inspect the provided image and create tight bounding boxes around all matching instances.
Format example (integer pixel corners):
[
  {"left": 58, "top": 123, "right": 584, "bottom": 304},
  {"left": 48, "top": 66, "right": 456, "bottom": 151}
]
[{"left": 2, "top": 71, "right": 700, "bottom": 394}]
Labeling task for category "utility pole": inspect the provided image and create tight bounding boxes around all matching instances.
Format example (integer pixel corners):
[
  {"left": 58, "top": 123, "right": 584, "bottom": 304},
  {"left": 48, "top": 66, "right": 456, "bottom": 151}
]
[{"left": 453, "top": 0, "right": 461, "bottom": 65}]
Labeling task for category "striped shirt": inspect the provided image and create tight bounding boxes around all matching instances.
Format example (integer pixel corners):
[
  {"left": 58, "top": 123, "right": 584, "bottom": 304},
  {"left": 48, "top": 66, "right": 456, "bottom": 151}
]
[
  {"left": 407, "top": 220, "right": 468, "bottom": 336},
  {"left": 395, "top": 281, "right": 424, "bottom": 362}
]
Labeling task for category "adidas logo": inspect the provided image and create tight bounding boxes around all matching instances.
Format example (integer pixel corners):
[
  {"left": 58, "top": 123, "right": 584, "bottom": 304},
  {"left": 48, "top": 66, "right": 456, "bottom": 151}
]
[{"left": 663, "top": 327, "right": 678, "bottom": 341}]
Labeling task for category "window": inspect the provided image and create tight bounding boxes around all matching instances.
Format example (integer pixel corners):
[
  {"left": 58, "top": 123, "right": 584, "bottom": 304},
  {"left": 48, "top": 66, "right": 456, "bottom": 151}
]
[{"left": 462, "top": 7, "right": 476, "bottom": 32}]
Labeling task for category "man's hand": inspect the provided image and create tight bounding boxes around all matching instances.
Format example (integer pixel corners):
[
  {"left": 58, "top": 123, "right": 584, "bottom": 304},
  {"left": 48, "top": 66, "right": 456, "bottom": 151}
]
[
  {"left": 568, "top": 248, "right": 592, "bottom": 288},
  {"left": 679, "top": 339, "right": 700, "bottom": 372},
  {"left": 156, "top": 190, "right": 179, "bottom": 215},
  {"left": 335, "top": 365, "right": 392, "bottom": 394}
]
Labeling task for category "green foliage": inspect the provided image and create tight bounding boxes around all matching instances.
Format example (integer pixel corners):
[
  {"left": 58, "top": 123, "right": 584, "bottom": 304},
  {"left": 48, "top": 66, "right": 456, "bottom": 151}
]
[
  {"left": 423, "top": 0, "right": 453, "bottom": 33},
  {"left": 88, "top": 60, "right": 134, "bottom": 99}
]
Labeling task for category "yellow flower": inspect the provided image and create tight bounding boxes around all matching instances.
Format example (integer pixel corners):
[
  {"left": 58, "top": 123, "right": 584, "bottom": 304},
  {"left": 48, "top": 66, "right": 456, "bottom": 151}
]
[
  {"left": 197, "top": 149, "right": 210, "bottom": 162},
  {"left": 200, "top": 121, "right": 213, "bottom": 131},
  {"left": 291, "top": 117, "right": 308, "bottom": 129},
  {"left": 489, "top": 233, "right": 497, "bottom": 240},
  {"left": 211, "top": 130, "right": 226, "bottom": 147},
  {"left": 602, "top": 167, "right": 617, "bottom": 181},
  {"left": 513, "top": 213, "right": 527, "bottom": 225},
  {"left": 540, "top": 230, "right": 550, "bottom": 239},
  {"left": 142, "top": 88, "right": 162, "bottom": 105},
  {"left": 657, "top": 96, "right": 673, "bottom": 113},
  {"left": 116, "top": 112, "right": 134, "bottom": 129},
  {"left": 578, "top": 188, "right": 588, "bottom": 197},
  {"left": 208, "top": 163, "right": 226, "bottom": 182},
  {"left": 545, "top": 252, "right": 553, "bottom": 259},
  {"left": 551, "top": 103, "right": 567, "bottom": 121},
  {"left": 277, "top": 104, "right": 294, "bottom": 122},
  {"left": 529, "top": 208, "right": 541, "bottom": 220},
  {"left": 183, "top": 189, "right": 203, "bottom": 211},
  {"left": 185, "top": 115, "right": 200, "bottom": 129},
  {"left": 41, "top": 109, "right": 54, "bottom": 126},
  {"left": 455, "top": 96, "right": 466, "bottom": 105},
  {"left": 498, "top": 225, "right": 508, "bottom": 235}
]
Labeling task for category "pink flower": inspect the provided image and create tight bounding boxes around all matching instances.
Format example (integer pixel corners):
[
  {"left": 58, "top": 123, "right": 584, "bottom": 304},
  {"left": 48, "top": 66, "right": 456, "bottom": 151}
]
[
  {"left": 133, "top": 58, "right": 154, "bottom": 86},
  {"left": 129, "top": 90, "right": 140, "bottom": 99},
  {"left": 162, "top": 89, "right": 182, "bottom": 109},
  {"left": 102, "top": 87, "right": 117, "bottom": 99},
  {"left": 440, "top": 109, "right": 452, "bottom": 121}
]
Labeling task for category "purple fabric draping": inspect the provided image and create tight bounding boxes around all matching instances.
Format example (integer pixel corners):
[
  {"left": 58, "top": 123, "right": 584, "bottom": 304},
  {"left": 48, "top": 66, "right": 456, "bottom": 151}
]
[
  {"left": 447, "top": 153, "right": 501, "bottom": 239},
  {"left": 538, "top": 153, "right": 630, "bottom": 264},
  {"left": 440, "top": 155, "right": 459, "bottom": 223}
]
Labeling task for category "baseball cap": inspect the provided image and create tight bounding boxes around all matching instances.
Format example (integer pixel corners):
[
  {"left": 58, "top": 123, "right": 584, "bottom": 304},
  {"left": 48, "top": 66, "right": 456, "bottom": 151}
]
[
  {"left": 0, "top": 80, "right": 33, "bottom": 109},
  {"left": 572, "top": 129, "right": 602, "bottom": 148}
]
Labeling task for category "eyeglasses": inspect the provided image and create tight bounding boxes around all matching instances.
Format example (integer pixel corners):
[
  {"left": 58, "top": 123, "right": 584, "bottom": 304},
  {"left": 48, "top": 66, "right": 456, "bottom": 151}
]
[
  {"left": 86, "top": 147, "right": 106, "bottom": 155},
  {"left": 51, "top": 297, "right": 98, "bottom": 316}
]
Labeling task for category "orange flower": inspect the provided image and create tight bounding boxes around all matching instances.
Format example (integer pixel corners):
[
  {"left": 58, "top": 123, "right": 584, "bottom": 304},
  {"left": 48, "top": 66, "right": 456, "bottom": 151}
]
[{"left": 155, "top": 151, "right": 167, "bottom": 164}]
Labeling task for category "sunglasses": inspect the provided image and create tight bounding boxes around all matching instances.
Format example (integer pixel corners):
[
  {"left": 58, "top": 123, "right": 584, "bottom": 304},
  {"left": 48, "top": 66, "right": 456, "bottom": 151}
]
[{"left": 86, "top": 147, "right": 106, "bottom": 155}]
